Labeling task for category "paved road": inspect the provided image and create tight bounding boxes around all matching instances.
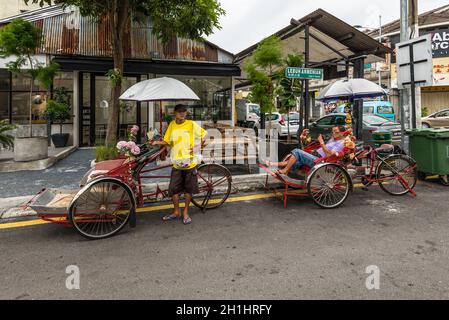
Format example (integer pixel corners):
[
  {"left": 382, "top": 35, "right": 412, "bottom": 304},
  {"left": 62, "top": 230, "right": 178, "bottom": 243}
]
[{"left": 1, "top": 179, "right": 449, "bottom": 299}]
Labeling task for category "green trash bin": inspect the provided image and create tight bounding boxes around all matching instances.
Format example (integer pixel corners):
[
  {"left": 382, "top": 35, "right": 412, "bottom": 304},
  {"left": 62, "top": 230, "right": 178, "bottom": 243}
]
[
  {"left": 372, "top": 129, "right": 393, "bottom": 157},
  {"left": 406, "top": 128, "right": 449, "bottom": 185}
]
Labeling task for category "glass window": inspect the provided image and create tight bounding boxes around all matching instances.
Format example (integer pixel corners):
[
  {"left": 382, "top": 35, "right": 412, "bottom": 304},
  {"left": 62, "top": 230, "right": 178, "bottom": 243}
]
[
  {"left": 11, "top": 91, "right": 47, "bottom": 124},
  {"left": 54, "top": 72, "right": 73, "bottom": 90},
  {"left": 285, "top": 113, "right": 299, "bottom": 120},
  {"left": 437, "top": 111, "right": 449, "bottom": 117},
  {"left": 317, "top": 116, "right": 333, "bottom": 126},
  {"left": 0, "top": 92, "right": 9, "bottom": 120},
  {"left": 378, "top": 106, "right": 394, "bottom": 114},
  {"left": 0, "top": 70, "right": 10, "bottom": 90},
  {"left": 154, "top": 75, "right": 232, "bottom": 122},
  {"left": 363, "top": 106, "right": 375, "bottom": 114},
  {"left": 82, "top": 73, "right": 90, "bottom": 107},
  {"left": 12, "top": 72, "right": 44, "bottom": 91},
  {"left": 333, "top": 116, "right": 346, "bottom": 125}
]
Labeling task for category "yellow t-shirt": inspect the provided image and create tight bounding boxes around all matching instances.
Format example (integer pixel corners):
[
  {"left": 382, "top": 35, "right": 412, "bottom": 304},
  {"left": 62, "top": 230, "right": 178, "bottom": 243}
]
[{"left": 163, "top": 120, "right": 207, "bottom": 170}]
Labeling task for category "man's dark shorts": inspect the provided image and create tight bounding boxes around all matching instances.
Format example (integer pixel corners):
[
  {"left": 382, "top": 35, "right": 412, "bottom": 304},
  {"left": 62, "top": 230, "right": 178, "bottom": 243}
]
[{"left": 168, "top": 167, "right": 199, "bottom": 196}]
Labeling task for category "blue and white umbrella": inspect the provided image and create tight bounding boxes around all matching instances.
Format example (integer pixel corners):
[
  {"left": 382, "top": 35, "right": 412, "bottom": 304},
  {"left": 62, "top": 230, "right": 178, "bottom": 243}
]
[{"left": 316, "top": 79, "right": 387, "bottom": 102}]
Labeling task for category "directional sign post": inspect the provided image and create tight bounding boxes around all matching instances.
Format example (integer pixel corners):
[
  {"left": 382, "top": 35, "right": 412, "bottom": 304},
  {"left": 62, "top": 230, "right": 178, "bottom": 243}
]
[{"left": 285, "top": 67, "right": 323, "bottom": 80}]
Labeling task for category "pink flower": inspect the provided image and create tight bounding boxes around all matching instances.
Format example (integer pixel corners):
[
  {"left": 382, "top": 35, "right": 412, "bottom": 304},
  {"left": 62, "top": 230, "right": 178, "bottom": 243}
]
[
  {"left": 130, "top": 125, "right": 139, "bottom": 135},
  {"left": 131, "top": 146, "right": 141, "bottom": 156},
  {"left": 125, "top": 141, "right": 137, "bottom": 149},
  {"left": 116, "top": 141, "right": 127, "bottom": 150}
]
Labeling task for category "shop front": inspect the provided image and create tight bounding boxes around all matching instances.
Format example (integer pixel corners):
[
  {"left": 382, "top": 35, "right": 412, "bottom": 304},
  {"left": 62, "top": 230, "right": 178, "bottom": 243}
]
[{"left": 0, "top": 5, "right": 240, "bottom": 148}]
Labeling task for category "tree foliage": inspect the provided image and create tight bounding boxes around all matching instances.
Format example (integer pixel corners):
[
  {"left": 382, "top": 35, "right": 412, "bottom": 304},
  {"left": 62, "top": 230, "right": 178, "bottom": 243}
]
[
  {"left": 244, "top": 36, "right": 284, "bottom": 130},
  {"left": 0, "top": 18, "right": 59, "bottom": 137},
  {"left": 25, "top": 0, "right": 226, "bottom": 145}
]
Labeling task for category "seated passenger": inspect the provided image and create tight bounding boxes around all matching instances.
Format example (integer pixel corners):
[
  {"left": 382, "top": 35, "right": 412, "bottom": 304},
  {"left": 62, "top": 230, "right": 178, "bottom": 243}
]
[{"left": 267, "top": 126, "right": 346, "bottom": 175}]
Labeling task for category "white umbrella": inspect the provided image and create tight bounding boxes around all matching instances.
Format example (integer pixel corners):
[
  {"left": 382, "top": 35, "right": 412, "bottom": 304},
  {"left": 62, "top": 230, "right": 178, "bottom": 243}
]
[
  {"left": 316, "top": 79, "right": 387, "bottom": 102},
  {"left": 119, "top": 77, "right": 200, "bottom": 133}
]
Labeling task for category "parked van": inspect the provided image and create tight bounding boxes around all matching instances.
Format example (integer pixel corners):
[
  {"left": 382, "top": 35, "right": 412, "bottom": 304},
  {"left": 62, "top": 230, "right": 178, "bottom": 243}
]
[{"left": 332, "top": 101, "right": 395, "bottom": 121}]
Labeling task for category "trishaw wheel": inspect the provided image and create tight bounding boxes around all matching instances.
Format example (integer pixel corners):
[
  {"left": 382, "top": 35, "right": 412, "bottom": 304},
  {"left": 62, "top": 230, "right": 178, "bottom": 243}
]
[
  {"left": 376, "top": 155, "right": 417, "bottom": 196},
  {"left": 192, "top": 164, "right": 232, "bottom": 210},
  {"left": 69, "top": 178, "right": 135, "bottom": 240},
  {"left": 307, "top": 164, "right": 350, "bottom": 209}
]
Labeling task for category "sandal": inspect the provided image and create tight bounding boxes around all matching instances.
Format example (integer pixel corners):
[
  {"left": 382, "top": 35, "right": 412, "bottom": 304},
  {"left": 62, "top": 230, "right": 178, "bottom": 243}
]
[
  {"left": 162, "top": 214, "right": 181, "bottom": 221},
  {"left": 183, "top": 216, "right": 192, "bottom": 225}
]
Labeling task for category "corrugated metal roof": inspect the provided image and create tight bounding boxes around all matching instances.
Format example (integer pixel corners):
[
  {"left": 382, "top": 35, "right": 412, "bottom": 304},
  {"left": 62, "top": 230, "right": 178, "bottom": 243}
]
[
  {"left": 367, "top": 4, "right": 449, "bottom": 37},
  {"left": 235, "top": 8, "right": 390, "bottom": 63},
  {"left": 0, "top": 4, "right": 233, "bottom": 63}
]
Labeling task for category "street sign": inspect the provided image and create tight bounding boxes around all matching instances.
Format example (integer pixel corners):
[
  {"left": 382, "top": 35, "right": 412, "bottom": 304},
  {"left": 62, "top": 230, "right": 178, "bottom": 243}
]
[
  {"left": 396, "top": 34, "right": 433, "bottom": 90},
  {"left": 396, "top": 34, "right": 433, "bottom": 131},
  {"left": 285, "top": 67, "right": 323, "bottom": 80}
]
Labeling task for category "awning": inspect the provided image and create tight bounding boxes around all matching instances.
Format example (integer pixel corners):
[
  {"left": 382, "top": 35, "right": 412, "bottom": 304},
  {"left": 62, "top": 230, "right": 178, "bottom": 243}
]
[{"left": 53, "top": 56, "right": 241, "bottom": 77}]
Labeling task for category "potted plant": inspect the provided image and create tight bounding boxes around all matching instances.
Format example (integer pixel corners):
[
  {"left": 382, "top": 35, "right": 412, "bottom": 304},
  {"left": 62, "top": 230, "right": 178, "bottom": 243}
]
[
  {"left": 43, "top": 100, "right": 72, "bottom": 147},
  {"left": 0, "top": 19, "right": 59, "bottom": 161},
  {"left": 0, "top": 120, "right": 16, "bottom": 150}
]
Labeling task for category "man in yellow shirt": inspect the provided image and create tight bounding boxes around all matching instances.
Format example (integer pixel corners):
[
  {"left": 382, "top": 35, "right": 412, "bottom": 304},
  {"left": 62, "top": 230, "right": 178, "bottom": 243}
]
[{"left": 151, "top": 104, "right": 207, "bottom": 225}]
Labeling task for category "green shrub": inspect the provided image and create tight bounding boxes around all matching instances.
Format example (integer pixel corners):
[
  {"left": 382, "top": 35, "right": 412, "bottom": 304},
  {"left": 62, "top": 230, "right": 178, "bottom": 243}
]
[
  {"left": 0, "top": 120, "right": 16, "bottom": 149},
  {"left": 422, "top": 107, "right": 429, "bottom": 117},
  {"left": 95, "top": 145, "right": 119, "bottom": 162},
  {"left": 43, "top": 100, "right": 72, "bottom": 134}
]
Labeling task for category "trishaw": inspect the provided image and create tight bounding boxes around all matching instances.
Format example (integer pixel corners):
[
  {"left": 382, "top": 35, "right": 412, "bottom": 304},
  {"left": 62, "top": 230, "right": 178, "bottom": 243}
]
[
  {"left": 259, "top": 133, "right": 418, "bottom": 209},
  {"left": 27, "top": 77, "right": 234, "bottom": 240},
  {"left": 27, "top": 140, "right": 232, "bottom": 240}
]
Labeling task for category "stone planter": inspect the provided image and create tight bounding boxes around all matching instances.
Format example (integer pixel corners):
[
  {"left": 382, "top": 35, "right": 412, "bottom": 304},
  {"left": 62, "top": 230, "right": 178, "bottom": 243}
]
[{"left": 14, "top": 136, "right": 48, "bottom": 162}]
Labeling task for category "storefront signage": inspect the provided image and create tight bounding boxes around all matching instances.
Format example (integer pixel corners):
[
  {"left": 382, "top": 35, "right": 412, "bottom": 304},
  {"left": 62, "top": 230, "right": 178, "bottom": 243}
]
[
  {"left": 431, "top": 29, "right": 449, "bottom": 58},
  {"left": 285, "top": 67, "right": 323, "bottom": 80}
]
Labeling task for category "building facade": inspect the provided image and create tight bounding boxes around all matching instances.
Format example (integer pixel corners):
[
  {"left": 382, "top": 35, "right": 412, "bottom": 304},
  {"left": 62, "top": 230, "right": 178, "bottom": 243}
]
[
  {"left": 0, "top": 5, "right": 240, "bottom": 147},
  {"left": 367, "top": 4, "right": 449, "bottom": 116},
  {"left": 0, "top": 0, "right": 44, "bottom": 20}
]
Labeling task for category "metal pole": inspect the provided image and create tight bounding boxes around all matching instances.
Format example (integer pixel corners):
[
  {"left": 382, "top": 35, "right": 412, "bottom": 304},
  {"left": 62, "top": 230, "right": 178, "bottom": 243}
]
[
  {"left": 304, "top": 23, "right": 310, "bottom": 129},
  {"left": 409, "top": 44, "right": 417, "bottom": 129},
  {"left": 378, "top": 15, "right": 382, "bottom": 88},
  {"left": 399, "top": 0, "right": 408, "bottom": 150}
]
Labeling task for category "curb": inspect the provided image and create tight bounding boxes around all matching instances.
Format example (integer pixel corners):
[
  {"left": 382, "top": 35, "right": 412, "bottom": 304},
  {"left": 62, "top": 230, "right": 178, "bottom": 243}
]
[
  {"left": 0, "top": 173, "right": 273, "bottom": 221},
  {"left": 0, "top": 146, "right": 78, "bottom": 173}
]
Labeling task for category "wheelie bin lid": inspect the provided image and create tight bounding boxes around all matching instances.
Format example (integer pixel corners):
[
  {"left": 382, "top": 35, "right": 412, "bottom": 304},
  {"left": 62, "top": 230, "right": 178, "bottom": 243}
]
[{"left": 406, "top": 128, "right": 449, "bottom": 138}]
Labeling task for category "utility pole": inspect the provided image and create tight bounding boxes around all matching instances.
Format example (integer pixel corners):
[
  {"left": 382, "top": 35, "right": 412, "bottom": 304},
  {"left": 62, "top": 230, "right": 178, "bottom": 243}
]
[
  {"left": 378, "top": 15, "right": 382, "bottom": 88},
  {"left": 399, "top": 0, "right": 408, "bottom": 150},
  {"left": 408, "top": 0, "right": 422, "bottom": 129}
]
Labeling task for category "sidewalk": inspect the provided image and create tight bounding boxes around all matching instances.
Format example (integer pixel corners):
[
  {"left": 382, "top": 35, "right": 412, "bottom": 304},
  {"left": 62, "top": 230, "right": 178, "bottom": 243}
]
[{"left": 0, "top": 145, "right": 77, "bottom": 172}]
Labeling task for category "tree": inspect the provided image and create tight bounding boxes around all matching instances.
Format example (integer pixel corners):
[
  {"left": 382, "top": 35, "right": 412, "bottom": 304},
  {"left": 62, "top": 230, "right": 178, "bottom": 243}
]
[
  {"left": 26, "top": 0, "right": 225, "bottom": 146},
  {"left": 278, "top": 53, "right": 303, "bottom": 142},
  {"left": 0, "top": 18, "right": 59, "bottom": 137},
  {"left": 244, "top": 36, "right": 284, "bottom": 132}
]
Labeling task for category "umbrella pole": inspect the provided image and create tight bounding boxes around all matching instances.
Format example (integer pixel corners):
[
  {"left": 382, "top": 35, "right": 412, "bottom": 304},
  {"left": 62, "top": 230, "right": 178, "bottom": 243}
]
[{"left": 159, "top": 100, "right": 163, "bottom": 134}]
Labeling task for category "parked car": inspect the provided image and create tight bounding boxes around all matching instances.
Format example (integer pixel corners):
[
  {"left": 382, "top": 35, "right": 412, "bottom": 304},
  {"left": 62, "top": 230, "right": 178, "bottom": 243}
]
[
  {"left": 421, "top": 108, "right": 449, "bottom": 128},
  {"left": 305, "top": 113, "right": 402, "bottom": 146},
  {"left": 255, "top": 112, "right": 300, "bottom": 138},
  {"left": 333, "top": 101, "right": 395, "bottom": 121}
]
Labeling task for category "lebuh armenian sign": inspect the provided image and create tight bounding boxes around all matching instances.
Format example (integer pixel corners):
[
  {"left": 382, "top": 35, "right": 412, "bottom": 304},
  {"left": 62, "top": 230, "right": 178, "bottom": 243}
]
[{"left": 285, "top": 67, "right": 323, "bottom": 80}]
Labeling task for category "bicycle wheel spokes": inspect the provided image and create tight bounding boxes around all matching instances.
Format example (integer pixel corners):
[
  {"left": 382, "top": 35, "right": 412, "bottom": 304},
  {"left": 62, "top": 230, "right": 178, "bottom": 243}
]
[
  {"left": 377, "top": 155, "right": 417, "bottom": 196},
  {"left": 70, "top": 180, "right": 134, "bottom": 240},
  {"left": 308, "top": 164, "right": 350, "bottom": 209},
  {"left": 192, "top": 164, "right": 232, "bottom": 210}
]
